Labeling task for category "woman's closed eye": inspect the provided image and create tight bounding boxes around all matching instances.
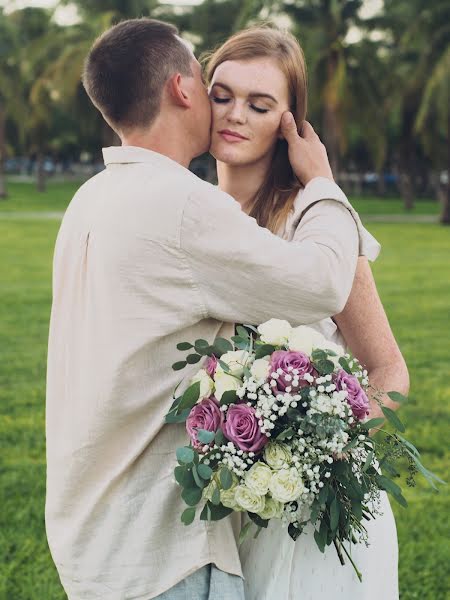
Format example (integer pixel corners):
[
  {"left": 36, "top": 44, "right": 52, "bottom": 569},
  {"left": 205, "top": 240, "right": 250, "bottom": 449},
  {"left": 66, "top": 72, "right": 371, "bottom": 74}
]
[{"left": 212, "top": 96, "right": 269, "bottom": 114}]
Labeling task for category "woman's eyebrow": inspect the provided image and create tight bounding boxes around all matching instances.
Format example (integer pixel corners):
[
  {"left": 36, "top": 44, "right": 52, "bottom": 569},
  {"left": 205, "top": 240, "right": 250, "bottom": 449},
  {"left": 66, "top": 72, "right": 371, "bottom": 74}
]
[{"left": 211, "top": 82, "right": 278, "bottom": 103}]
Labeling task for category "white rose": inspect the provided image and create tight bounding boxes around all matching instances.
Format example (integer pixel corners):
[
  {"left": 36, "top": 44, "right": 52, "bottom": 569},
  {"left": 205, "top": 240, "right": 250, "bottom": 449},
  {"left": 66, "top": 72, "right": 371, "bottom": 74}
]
[
  {"left": 244, "top": 462, "right": 273, "bottom": 496},
  {"left": 220, "top": 475, "right": 242, "bottom": 510},
  {"left": 258, "top": 496, "right": 284, "bottom": 520},
  {"left": 257, "top": 319, "right": 292, "bottom": 346},
  {"left": 269, "top": 468, "right": 304, "bottom": 503},
  {"left": 250, "top": 357, "right": 271, "bottom": 381},
  {"left": 216, "top": 350, "right": 250, "bottom": 378},
  {"left": 288, "top": 326, "right": 326, "bottom": 355},
  {"left": 190, "top": 369, "right": 214, "bottom": 401},
  {"left": 214, "top": 371, "right": 241, "bottom": 402},
  {"left": 263, "top": 442, "right": 293, "bottom": 471},
  {"left": 314, "top": 340, "right": 345, "bottom": 367},
  {"left": 234, "top": 485, "right": 266, "bottom": 513}
]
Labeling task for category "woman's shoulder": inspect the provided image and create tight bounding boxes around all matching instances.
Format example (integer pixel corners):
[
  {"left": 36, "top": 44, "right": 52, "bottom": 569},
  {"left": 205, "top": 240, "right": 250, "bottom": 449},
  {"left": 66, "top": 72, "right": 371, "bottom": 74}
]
[{"left": 284, "top": 180, "right": 381, "bottom": 262}]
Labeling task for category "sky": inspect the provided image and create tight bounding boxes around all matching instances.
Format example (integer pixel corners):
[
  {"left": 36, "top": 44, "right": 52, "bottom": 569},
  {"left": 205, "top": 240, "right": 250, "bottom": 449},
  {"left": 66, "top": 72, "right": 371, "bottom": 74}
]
[{"left": 1, "top": 0, "right": 384, "bottom": 25}]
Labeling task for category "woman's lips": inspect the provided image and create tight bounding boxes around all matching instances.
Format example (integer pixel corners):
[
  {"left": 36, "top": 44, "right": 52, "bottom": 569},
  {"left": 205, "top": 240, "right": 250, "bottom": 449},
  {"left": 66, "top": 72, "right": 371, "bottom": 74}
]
[{"left": 218, "top": 130, "right": 248, "bottom": 143}]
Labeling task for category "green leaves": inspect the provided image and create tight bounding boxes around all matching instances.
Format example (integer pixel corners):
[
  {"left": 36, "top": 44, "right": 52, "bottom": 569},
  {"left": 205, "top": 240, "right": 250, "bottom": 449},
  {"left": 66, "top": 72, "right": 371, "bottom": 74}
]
[
  {"left": 197, "top": 463, "right": 213, "bottom": 480},
  {"left": 214, "top": 337, "right": 234, "bottom": 355},
  {"left": 172, "top": 361, "right": 187, "bottom": 371},
  {"left": 387, "top": 391, "right": 408, "bottom": 404},
  {"left": 176, "top": 447, "right": 195, "bottom": 465},
  {"left": 238, "top": 522, "right": 253, "bottom": 545},
  {"left": 338, "top": 356, "right": 352, "bottom": 374},
  {"left": 197, "top": 429, "right": 215, "bottom": 444},
  {"left": 181, "top": 487, "right": 203, "bottom": 506},
  {"left": 314, "top": 359, "right": 335, "bottom": 375},
  {"left": 220, "top": 467, "right": 233, "bottom": 490},
  {"left": 381, "top": 406, "right": 405, "bottom": 432},
  {"left": 177, "top": 342, "right": 193, "bottom": 351},
  {"left": 330, "top": 496, "right": 340, "bottom": 532},
  {"left": 220, "top": 390, "right": 238, "bottom": 406},
  {"left": 186, "top": 353, "right": 201, "bottom": 364},
  {"left": 255, "top": 344, "right": 275, "bottom": 359},
  {"left": 181, "top": 507, "right": 196, "bottom": 525},
  {"left": 177, "top": 381, "right": 201, "bottom": 413},
  {"left": 361, "top": 417, "right": 385, "bottom": 430},
  {"left": 376, "top": 474, "right": 408, "bottom": 507}
]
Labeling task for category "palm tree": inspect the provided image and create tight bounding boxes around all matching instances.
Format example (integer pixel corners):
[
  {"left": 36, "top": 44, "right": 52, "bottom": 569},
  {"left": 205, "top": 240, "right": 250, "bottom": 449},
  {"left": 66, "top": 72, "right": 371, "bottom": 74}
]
[
  {"left": 284, "top": 0, "right": 385, "bottom": 179},
  {"left": 0, "top": 9, "right": 25, "bottom": 199}
]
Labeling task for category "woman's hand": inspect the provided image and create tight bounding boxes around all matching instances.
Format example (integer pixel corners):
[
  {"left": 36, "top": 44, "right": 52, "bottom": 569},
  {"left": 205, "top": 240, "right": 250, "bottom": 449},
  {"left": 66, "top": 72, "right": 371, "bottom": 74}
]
[{"left": 280, "top": 112, "right": 334, "bottom": 185}]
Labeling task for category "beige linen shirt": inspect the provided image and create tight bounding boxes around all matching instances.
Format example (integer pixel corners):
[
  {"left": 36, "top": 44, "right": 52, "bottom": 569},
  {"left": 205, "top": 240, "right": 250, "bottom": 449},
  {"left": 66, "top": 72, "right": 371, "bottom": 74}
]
[{"left": 46, "top": 146, "right": 361, "bottom": 600}]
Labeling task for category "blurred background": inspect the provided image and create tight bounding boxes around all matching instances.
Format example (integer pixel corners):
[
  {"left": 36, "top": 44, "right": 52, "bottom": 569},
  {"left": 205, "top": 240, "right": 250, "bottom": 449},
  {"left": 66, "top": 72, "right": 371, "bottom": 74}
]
[{"left": 0, "top": 1, "right": 448, "bottom": 599}]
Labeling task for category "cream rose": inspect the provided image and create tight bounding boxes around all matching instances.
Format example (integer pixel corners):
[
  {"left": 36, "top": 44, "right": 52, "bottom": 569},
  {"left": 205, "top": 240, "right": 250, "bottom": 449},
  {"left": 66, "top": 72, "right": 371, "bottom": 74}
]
[
  {"left": 263, "top": 442, "right": 293, "bottom": 471},
  {"left": 257, "top": 319, "right": 292, "bottom": 346},
  {"left": 220, "top": 475, "right": 242, "bottom": 511},
  {"left": 250, "top": 357, "right": 271, "bottom": 381},
  {"left": 244, "top": 462, "right": 273, "bottom": 496},
  {"left": 258, "top": 496, "right": 284, "bottom": 520},
  {"left": 214, "top": 371, "right": 241, "bottom": 402},
  {"left": 269, "top": 468, "right": 304, "bottom": 503},
  {"left": 216, "top": 350, "right": 251, "bottom": 378},
  {"left": 288, "top": 325, "right": 326, "bottom": 356},
  {"left": 234, "top": 485, "right": 266, "bottom": 513},
  {"left": 190, "top": 369, "right": 215, "bottom": 401}
]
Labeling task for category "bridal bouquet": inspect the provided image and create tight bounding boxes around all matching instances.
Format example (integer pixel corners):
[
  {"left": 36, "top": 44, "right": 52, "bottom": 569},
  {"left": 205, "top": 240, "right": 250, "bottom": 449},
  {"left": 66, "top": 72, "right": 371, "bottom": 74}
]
[{"left": 165, "top": 319, "right": 443, "bottom": 580}]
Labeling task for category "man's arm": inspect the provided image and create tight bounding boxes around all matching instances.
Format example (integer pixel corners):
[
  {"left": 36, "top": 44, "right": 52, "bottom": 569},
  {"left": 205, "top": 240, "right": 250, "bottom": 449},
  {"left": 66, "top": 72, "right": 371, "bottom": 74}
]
[{"left": 180, "top": 183, "right": 358, "bottom": 326}]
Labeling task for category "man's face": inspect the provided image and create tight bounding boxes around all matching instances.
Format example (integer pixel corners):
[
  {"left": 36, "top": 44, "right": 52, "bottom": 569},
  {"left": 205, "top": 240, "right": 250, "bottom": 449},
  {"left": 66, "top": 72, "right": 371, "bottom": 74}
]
[{"left": 189, "top": 59, "right": 212, "bottom": 155}]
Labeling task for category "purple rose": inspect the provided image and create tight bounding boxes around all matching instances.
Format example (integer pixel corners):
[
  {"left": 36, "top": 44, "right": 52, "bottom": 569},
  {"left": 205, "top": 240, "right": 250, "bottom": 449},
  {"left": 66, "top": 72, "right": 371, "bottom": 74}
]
[
  {"left": 269, "top": 350, "right": 316, "bottom": 394},
  {"left": 205, "top": 355, "right": 218, "bottom": 378},
  {"left": 186, "top": 397, "right": 223, "bottom": 449},
  {"left": 334, "top": 370, "right": 370, "bottom": 420},
  {"left": 223, "top": 404, "right": 269, "bottom": 453}
]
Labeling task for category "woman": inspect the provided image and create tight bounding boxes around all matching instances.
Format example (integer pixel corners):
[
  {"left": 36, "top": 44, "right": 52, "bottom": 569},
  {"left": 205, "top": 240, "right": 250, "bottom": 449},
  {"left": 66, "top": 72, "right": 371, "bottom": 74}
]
[{"left": 204, "top": 26, "right": 409, "bottom": 599}]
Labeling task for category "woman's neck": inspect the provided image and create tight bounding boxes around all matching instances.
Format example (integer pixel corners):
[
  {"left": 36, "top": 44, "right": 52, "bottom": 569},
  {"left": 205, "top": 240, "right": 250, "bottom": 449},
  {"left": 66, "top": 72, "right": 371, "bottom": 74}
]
[{"left": 216, "top": 159, "right": 269, "bottom": 214}]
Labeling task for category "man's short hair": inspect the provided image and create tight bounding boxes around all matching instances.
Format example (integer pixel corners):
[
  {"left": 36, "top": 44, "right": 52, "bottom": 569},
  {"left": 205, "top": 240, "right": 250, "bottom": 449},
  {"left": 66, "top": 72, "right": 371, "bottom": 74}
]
[{"left": 83, "top": 18, "right": 193, "bottom": 132}]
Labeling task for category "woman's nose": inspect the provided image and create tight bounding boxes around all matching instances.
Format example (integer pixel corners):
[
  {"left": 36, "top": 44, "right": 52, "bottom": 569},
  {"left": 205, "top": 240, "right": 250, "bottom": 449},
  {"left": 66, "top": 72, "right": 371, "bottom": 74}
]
[{"left": 226, "top": 102, "right": 246, "bottom": 124}]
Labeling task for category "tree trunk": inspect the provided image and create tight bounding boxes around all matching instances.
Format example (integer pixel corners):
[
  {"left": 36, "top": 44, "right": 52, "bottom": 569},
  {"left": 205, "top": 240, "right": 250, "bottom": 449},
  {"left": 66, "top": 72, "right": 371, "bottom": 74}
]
[
  {"left": 377, "top": 171, "right": 386, "bottom": 196},
  {"left": 0, "top": 104, "right": 7, "bottom": 199},
  {"left": 36, "top": 150, "right": 46, "bottom": 193},
  {"left": 440, "top": 116, "right": 450, "bottom": 225},
  {"left": 322, "top": 52, "right": 341, "bottom": 179}
]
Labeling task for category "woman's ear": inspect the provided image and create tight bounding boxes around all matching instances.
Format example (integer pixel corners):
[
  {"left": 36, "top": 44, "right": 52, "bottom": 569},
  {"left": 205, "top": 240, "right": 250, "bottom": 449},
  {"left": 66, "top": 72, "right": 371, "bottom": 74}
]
[{"left": 167, "top": 73, "right": 191, "bottom": 108}]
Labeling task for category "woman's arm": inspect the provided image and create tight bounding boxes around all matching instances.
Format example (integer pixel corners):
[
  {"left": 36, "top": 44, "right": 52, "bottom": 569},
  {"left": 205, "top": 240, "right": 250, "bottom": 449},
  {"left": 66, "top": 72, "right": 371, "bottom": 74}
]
[{"left": 334, "top": 257, "right": 410, "bottom": 420}]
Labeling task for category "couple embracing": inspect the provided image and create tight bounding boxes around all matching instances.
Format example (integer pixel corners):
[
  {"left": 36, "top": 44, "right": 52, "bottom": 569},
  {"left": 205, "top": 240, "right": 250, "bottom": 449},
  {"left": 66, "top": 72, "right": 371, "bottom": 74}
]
[{"left": 46, "top": 18, "right": 408, "bottom": 600}]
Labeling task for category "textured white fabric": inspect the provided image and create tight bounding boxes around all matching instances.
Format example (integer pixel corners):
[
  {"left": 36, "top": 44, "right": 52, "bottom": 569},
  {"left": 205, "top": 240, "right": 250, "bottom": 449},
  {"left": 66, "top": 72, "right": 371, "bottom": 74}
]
[
  {"left": 46, "top": 146, "right": 363, "bottom": 600},
  {"left": 240, "top": 196, "right": 398, "bottom": 599}
]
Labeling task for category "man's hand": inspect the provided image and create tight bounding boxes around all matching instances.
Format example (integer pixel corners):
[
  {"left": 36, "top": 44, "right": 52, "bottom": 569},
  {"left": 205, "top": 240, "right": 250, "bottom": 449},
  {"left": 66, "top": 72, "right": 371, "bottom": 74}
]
[{"left": 280, "top": 112, "right": 334, "bottom": 186}]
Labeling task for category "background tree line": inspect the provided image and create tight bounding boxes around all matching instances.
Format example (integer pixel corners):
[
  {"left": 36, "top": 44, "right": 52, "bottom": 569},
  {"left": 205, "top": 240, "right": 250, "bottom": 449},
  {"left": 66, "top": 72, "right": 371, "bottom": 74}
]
[{"left": 0, "top": 0, "right": 448, "bottom": 223}]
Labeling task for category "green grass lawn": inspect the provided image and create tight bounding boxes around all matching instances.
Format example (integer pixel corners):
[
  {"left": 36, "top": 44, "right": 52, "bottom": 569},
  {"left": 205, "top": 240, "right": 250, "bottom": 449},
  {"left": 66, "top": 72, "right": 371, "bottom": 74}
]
[
  {"left": 0, "top": 179, "right": 441, "bottom": 216},
  {"left": 0, "top": 184, "right": 448, "bottom": 599}
]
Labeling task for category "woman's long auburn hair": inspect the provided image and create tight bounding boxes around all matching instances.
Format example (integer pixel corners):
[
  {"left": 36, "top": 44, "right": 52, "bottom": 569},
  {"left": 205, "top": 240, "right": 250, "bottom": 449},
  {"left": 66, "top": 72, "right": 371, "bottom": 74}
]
[{"left": 204, "top": 25, "right": 308, "bottom": 234}]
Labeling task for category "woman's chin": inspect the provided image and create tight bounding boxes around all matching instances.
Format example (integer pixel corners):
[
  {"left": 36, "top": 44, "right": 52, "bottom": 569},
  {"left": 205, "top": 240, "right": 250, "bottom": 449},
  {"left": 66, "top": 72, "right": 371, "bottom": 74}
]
[{"left": 209, "top": 141, "right": 248, "bottom": 166}]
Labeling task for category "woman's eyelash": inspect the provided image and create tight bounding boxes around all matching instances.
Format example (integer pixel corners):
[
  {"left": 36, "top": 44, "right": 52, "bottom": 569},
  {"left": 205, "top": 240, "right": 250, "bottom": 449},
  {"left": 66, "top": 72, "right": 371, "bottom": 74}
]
[{"left": 212, "top": 97, "right": 269, "bottom": 114}]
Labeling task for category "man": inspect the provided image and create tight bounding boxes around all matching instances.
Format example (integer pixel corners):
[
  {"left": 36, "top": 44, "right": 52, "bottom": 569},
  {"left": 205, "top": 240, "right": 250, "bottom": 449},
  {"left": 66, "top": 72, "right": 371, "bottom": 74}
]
[{"left": 46, "top": 18, "right": 359, "bottom": 600}]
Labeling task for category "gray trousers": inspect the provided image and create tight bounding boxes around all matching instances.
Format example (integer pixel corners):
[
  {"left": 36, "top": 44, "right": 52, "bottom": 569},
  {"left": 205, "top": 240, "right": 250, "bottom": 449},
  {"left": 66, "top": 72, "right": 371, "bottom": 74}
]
[{"left": 154, "top": 564, "right": 245, "bottom": 600}]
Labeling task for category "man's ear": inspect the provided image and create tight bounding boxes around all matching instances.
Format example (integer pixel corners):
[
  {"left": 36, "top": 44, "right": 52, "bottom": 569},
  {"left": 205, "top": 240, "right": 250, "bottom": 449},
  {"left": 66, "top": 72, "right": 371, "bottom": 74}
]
[{"left": 167, "top": 73, "right": 191, "bottom": 109}]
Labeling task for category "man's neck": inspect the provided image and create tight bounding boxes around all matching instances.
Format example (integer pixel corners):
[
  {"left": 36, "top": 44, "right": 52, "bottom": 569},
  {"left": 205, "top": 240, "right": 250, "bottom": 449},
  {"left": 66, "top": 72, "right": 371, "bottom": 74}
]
[
  {"left": 121, "top": 121, "right": 194, "bottom": 169},
  {"left": 216, "top": 157, "right": 270, "bottom": 214}
]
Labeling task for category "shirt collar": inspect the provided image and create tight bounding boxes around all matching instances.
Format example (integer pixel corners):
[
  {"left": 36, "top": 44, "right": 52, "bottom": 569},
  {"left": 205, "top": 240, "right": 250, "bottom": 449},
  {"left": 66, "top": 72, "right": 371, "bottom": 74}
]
[{"left": 102, "top": 146, "right": 188, "bottom": 174}]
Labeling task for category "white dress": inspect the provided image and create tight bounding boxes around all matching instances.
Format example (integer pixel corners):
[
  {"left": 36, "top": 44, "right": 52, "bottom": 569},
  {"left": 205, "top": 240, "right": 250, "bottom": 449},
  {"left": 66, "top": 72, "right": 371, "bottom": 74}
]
[{"left": 240, "top": 189, "right": 399, "bottom": 599}]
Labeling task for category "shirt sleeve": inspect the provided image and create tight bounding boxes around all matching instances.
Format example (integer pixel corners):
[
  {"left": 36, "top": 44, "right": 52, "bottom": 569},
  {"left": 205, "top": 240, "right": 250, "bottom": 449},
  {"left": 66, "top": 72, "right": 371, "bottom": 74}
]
[{"left": 179, "top": 179, "right": 359, "bottom": 326}]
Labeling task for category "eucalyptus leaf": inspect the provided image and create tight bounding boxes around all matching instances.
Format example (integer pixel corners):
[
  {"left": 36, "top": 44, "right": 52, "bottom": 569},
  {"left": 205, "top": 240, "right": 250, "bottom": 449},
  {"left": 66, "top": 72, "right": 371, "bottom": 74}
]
[
  {"left": 220, "top": 467, "right": 233, "bottom": 490},
  {"left": 276, "top": 427, "right": 295, "bottom": 441},
  {"left": 330, "top": 497, "right": 340, "bottom": 531},
  {"left": 238, "top": 522, "right": 253, "bottom": 546},
  {"left": 177, "top": 381, "right": 201, "bottom": 412},
  {"left": 165, "top": 408, "right": 191, "bottom": 424},
  {"left": 176, "top": 446, "right": 195, "bottom": 465},
  {"left": 192, "top": 465, "right": 206, "bottom": 489},
  {"left": 381, "top": 406, "right": 405, "bottom": 432},
  {"left": 181, "top": 507, "right": 196, "bottom": 525},
  {"left": 200, "top": 502, "right": 212, "bottom": 521},
  {"left": 255, "top": 344, "right": 275, "bottom": 359},
  {"left": 311, "top": 349, "right": 328, "bottom": 361},
  {"left": 215, "top": 429, "right": 227, "bottom": 445},
  {"left": 197, "top": 429, "right": 215, "bottom": 444},
  {"left": 197, "top": 463, "right": 213, "bottom": 480},
  {"left": 248, "top": 512, "right": 269, "bottom": 528},
  {"left": 288, "top": 524, "right": 302, "bottom": 541},
  {"left": 186, "top": 353, "right": 201, "bottom": 364},
  {"left": 387, "top": 391, "right": 408, "bottom": 404},
  {"left": 211, "top": 485, "right": 221, "bottom": 506},
  {"left": 236, "top": 325, "right": 251, "bottom": 339},
  {"left": 220, "top": 390, "right": 238, "bottom": 406},
  {"left": 218, "top": 359, "right": 231, "bottom": 373},
  {"left": 172, "top": 361, "right": 187, "bottom": 371},
  {"left": 315, "top": 359, "right": 335, "bottom": 375},
  {"left": 338, "top": 357, "right": 352, "bottom": 374},
  {"left": 214, "top": 337, "right": 234, "bottom": 355},
  {"left": 181, "top": 486, "right": 203, "bottom": 506},
  {"left": 208, "top": 503, "right": 234, "bottom": 521},
  {"left": 177, "top": 342, "right": 193, "bottom": 351},
  {"left": 363, "top": 450, "right": 374, "bottom": 473},
  {"left": 361, "top": 417, "right": 385, "bottom": 430}
]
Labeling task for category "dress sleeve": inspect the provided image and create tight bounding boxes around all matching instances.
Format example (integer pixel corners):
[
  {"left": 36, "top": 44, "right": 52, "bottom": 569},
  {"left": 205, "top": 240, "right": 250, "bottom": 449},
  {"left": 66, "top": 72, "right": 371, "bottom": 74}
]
[{"left": 290, "top": 177, "right": 381, "bottom": 262}]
